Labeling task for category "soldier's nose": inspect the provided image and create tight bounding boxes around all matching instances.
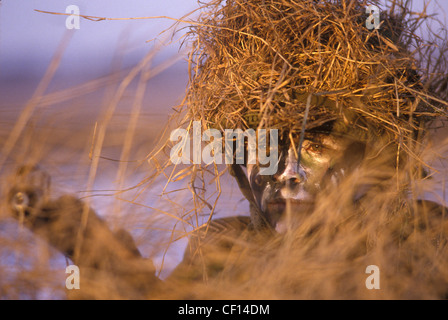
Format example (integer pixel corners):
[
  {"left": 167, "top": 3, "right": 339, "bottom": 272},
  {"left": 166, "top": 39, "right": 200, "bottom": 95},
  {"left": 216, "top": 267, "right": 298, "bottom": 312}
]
[{"left": 276, "top": 148, "right": 305, "bottom": 185}]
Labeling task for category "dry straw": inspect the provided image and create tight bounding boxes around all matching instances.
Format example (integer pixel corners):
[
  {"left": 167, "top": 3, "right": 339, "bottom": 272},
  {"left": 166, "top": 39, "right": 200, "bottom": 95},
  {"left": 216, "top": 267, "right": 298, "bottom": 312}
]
[
  {"left": 147, "top": 0, "right": 448, "bottom": 231},
  {"left": 184, "top": 0, "right": 447, "bottom": 141},
  {"left": 144, "top": 0, "right": 448, "bottom": 299}
]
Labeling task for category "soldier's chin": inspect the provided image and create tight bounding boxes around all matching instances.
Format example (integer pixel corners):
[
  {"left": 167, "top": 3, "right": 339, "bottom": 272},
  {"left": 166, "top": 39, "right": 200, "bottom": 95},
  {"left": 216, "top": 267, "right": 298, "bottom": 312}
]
[{"left": 265, "top": 199, "right": 314, "bottom": 233}]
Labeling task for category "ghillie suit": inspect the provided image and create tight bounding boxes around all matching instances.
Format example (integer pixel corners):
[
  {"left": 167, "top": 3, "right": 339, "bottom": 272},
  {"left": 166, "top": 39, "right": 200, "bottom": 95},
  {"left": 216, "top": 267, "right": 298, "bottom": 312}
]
[
  {"left": 166, "top": 0, "right": 448, "bottom": 299},
  {"left": 5, "top": 0, "right": 448, "bottom": 299},
  {"left": 183, "top": 0, "right": 447, "bottom": 224}
]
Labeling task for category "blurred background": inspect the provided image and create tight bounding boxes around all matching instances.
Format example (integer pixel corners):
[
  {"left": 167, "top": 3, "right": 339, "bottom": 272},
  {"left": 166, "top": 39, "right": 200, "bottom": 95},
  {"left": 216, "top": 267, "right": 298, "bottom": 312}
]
[
  {"left": 0, "top": 0, "right": 447, "bottom": 299},
  {"left": 0, "top": 1, "right": 254, "bottom": 298},
  {"left": 0, "top": 0, "right": 209, "bottom": 297},
  {"left": 0, "top": 0, "right": 199, "bottom": 78}
]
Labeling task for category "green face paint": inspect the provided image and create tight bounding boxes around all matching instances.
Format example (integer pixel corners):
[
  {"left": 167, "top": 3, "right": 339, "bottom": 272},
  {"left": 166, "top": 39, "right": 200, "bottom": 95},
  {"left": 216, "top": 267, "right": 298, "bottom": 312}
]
[{"left": 247, "top": 132, "right": 365, "bottom": 231}]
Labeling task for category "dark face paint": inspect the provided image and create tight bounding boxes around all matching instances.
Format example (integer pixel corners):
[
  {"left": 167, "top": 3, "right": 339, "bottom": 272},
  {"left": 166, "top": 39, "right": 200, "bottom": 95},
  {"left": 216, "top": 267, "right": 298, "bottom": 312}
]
[{"left": 247, "top": 133, "right": 365, "bottom": 232}]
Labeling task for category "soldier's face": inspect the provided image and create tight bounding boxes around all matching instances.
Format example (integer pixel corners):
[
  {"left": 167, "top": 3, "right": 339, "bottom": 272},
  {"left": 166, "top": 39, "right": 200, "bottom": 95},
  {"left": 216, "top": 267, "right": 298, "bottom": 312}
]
[{"left": 247, "top": 132, "right": 365, "bottom": 232}]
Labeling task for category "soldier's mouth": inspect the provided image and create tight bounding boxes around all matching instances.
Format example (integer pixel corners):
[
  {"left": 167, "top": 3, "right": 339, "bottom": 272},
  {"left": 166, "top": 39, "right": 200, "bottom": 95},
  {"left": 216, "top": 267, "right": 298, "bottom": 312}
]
[
  {"left": 266, "top": 198, "right": 314, "bottom": 213},
  {"left": 266, "top": 198, "right": 314, "bottom": 233}
]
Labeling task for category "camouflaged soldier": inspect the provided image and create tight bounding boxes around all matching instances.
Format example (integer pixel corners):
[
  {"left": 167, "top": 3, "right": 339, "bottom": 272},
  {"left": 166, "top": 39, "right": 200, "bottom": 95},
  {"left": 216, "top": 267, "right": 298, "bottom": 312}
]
[{"left": 5, "top": 0, "right": 448, "bottom": 298}]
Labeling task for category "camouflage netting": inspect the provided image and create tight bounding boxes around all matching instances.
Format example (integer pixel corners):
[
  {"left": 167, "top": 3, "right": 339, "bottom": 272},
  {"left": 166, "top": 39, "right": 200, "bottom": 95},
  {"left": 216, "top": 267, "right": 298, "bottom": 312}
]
[{"left": 185, "top": 0, "right": 448, "bottom": 145}]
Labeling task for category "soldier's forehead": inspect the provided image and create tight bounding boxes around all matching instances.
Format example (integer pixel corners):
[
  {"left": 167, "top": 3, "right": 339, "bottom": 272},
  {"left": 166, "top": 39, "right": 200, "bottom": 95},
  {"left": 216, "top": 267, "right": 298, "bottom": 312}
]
[{"left": 285, "top": 131, "right": 355, "bottom": 149}]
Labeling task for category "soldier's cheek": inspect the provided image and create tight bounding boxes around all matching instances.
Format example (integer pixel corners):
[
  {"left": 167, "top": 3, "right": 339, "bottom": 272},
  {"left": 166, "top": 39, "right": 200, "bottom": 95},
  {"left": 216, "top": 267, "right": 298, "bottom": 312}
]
[{"left": 300, "top": 162, "right": 332, "bottom": 193}]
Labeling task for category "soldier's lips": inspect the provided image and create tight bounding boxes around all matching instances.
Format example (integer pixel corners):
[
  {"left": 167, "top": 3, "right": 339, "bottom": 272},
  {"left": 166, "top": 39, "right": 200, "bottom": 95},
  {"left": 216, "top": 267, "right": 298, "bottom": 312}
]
[
  {"left": 266, "top": 199, "right": 314, "bottom": 233},
  {"left": 266, "top": 198, "right": 314, "bottom": 214}
]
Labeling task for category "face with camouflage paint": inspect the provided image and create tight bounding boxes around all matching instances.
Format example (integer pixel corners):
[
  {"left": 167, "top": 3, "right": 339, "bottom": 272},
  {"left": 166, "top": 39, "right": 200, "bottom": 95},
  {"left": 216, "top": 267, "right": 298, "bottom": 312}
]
[{"left": 247, "top": 131, "right": 366, "bottom": 232}]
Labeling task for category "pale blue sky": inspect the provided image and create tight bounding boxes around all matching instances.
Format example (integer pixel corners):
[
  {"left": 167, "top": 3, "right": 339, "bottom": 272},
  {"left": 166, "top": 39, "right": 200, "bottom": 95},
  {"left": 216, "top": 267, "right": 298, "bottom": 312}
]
[{"left": 0, "top": 0, "right": 200, "bottom": 80}]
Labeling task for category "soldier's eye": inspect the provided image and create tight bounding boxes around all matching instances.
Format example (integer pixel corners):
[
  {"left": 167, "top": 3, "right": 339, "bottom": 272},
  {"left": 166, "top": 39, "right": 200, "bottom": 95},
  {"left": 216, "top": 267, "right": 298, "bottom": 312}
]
[{"left": 306, "top": 143, "right": 323, "bottom": 153}]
